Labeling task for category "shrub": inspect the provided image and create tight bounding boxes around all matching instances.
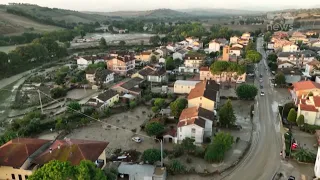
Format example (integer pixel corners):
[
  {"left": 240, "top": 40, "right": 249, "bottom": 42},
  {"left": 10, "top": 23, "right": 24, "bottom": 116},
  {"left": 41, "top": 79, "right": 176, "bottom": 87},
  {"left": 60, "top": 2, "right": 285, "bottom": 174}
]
[
  {"left": 172, "top": 145, "right": 184, "bottom": 157},
  {"left": 186, "top": 157, "right": 192, "bottom": 164},
  {"left": 236, "top": 137, "right": 240, "bottom": 143},
  {"left": 145, "top": 122, "right": 164, "bottom": 136},
  {"left": 194, "top": 147, "right": 205, "bottom": 158},
  {"left": 142, "top": 149, "right": 162, "bottom": 164},
  {"left": 168, "top": 160, "right": 185, "bottom": 174}
]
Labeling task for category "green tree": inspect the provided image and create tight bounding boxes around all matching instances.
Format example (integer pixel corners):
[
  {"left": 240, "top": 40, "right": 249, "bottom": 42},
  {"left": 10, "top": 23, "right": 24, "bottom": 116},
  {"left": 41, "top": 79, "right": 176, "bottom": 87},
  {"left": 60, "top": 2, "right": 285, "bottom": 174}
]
[
  {"left": 151, "top": 106, "right": 160, "bottom": 113},
  {"left": 218, "top": 99, "right": 236, "bottom": 127},
  {"left": 246, "top": 50, "right": 262, "bottom": 63},
  {"left": 282, "top": 103, "right": 296, "bottom": 118},
  {"left": 150, "top": 55, "right": 157, "bottom": 64},
  {"left": 168, "top": 160, "right": 185, "bottom": 174},
  {"left": 50, "top": 87, "right": 67, "bottom": 99},
  {"left": 67, "top": 101, "right": 81, "bottom": 112},
  {"left": 245, "top": 41, "right": 256, "bottom": 51},
  {"left": 297, "top": 114, "right": 305, "bottom": 128},
  {"left": 29, "top": 160, "right": 75, "bottom": 180},
  {"left": 287, "top": 108, "right": 297, "bottom": 124},
  {"left": 292, "top": 148, "right": 316, "bottom": 163},
  {"left": 145, "top": 122, "right": 164, "bottom": 136},
  {"left": 165, "top": 57, "right": 175, "bottom": 70},
  {"left": 170, "top": 98, "right": 188, "bottom": 118},
  {"left": 99, "top": 37, "right": 107, "bottom": 48},
  {"left": 181, "top": 137, "right": 196, "bottom": 153},
  {"left": 264, "top": 31, "right": 272, "bottom": 42},
  {"left": 80, "top": 30, "right": 86, "bottom": 38},
  {"left": 275, "top": 72, "right": 286, "bottom": 85},
  {"left": 204, "top": 132, "right": 233, "bottom": 162},
  {"left": 142, "top": 148, "right": 162, "bottom": 164},
  {"left": 154, "top": 98, "right": 166, "bottom": 108},
  {"left": 76, "top": 160, "right": 107, "bottom": 180},
  {"left": 267, "top": 53, "right": 278, "bottom": 62},
  {"left": 129, "top": 100, "right": 137, "bottom": 109},
  {"left": 119, "top": 40, "right": 126, "bottom": 46},
  {"left": 236, "top": 84, "right": 258, "bottom": 100},
  {"left": 104, "top": 168, "right": 118, "bottom": 180},
  {"left": 149, "top": 35, "right": 160, "bottom": 46}
]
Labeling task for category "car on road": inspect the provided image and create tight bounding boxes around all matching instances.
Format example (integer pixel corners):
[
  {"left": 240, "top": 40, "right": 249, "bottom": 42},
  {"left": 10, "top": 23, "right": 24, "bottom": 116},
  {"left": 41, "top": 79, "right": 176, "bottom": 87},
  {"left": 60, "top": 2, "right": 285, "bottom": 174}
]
[
  {"left": 288, "top": 176, "right": 295, "bottom": 180},
  {"left": 260, "top": 85, "right": 263, "bottom": 89},
  {"left": 260, "top": 91, "right": 265, "bottom": 96},
  {"left": 132, "top": 137, "right": 142, "bottom": 143}
]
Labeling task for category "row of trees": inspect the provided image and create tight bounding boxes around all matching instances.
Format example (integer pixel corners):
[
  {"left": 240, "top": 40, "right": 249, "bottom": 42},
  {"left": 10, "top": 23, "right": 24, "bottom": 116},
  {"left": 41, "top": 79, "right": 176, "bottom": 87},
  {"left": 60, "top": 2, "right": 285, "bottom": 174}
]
[
  {"left": 210, "top": 61, "right": 246, "bottom": 77},
  {"left": 0, "top": 32, "right": 42, "bottom": 46}
]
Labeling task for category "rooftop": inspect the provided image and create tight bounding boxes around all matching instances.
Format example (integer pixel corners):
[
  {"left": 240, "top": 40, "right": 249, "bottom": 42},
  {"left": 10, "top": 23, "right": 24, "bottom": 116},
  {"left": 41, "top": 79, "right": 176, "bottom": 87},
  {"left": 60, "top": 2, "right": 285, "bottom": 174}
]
[
  {"left": 293, "top": 80, "right": 320, "bottom": 91},
  {"left": 177, "top": 118, "right": 206, "bottom": 128},
  {"left": 174, "top": 80, "right": 200, "bottom": 86},
  {"left": 96, "top": 89, "right": 119, "bottom": 102},
  {"left": 179, "top": 106, "right": 214, "bottom": 121},
  {"left": 188, "top": 80, "right": 219, "bottom": 101},
  {"left": 120, "top": 77, "right": 144, "bottom": 90}
]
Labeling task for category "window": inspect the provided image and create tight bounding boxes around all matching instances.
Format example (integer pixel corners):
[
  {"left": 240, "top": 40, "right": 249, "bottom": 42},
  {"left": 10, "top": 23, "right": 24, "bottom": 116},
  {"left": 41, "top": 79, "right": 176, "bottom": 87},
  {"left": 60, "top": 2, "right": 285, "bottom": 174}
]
[
  {"left": 180, "top": 128, "right": 182, "bottom": 132},
  {"left": 199, "top": 103, "right": 202, "bottom": 107},
  {"left": 11, "top": 174, "right": 15, "bottom": 180},
  {"left": 191, "top": 128, "right": 196, "bottom": 133},
  {"left": 18, "top": 175, "right": 22, "bottom": 180}
]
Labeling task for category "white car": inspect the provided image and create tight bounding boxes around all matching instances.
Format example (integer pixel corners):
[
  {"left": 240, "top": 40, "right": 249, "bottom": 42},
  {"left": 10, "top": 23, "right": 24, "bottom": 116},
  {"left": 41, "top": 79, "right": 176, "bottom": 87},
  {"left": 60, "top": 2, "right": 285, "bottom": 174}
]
[
  {"left": 260, "top": 91, "right": 265, "bottom": 96},
  {"left": 132, "top": 137, "right": 142, "bottom": 143}
]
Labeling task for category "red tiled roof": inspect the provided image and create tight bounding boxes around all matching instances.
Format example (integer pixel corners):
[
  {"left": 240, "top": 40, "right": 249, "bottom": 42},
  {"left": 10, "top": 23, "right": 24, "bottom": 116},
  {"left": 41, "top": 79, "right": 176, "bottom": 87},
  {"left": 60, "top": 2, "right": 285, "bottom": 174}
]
[
  {"left": 164, "top": 129, "right": 177, "bottom": 137},
  {"left": 307, "top": 59, "right": 320, "bottom": 66},
  {"left": 179, "top": 106, "right": 214, "bottom": 121},
  {"left": 313, "top": 96, "right": 320, "bottom": 107},
  {"left": 293, "top": 81, "right": 320, "bottom": 91},
  {"left": 177, "top": 118, "right": 206, "bottom": 128},
  {"left": 187, "top": 80, "right": 219, "bottom": 101},
  {"left": 0, "top": 138, "right": 50, "bottom": 168},
  {"left": 33, "top": 139, "right": 108, "bottom": 166},
  {"left": 299, "top": 104, "right": 318, "bottom": 112},
  {"left": 200, "top": 66, "right": 210, "bottom": 71}
]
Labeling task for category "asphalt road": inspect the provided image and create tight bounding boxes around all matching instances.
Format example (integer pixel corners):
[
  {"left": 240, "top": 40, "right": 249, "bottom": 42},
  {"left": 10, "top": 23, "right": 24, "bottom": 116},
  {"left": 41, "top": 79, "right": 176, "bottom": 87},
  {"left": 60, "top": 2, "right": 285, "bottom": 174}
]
[{"left": 221, "top": 37, "right": 283, "bottom": 180}]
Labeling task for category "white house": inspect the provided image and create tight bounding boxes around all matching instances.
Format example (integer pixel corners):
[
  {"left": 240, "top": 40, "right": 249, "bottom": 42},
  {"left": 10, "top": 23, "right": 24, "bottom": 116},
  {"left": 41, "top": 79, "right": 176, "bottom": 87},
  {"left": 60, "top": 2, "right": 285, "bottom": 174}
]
[
  {"left": 177, "top": 118, "right": 205, "bottom": 144},
  {"left": 208, "top": 40, "right": 221, "bottom": 53},
  {"left": 282, "top": 44, "right": 298, "bottom": 52},
  {"left": 166, "top": 44, "right": 177, "bottom": 52},
  {"left": 87, "top": 89, "right": 119, "bottom": 110},
  {"left": 77, "top": 57, "right": 92, "bottom": 70},
  {"left": 178, "top": 106, "right": 215, "bottom": 140},
  {"left": 277, "top": 61, "right": 295, "bottom": 69},
  {"left": 267, "top": 42, "right": 275, "bottom": 50},
  {"left": 230, "top": 36, "right": 239, "bottom": 44},
  {"left": 229, "top": 47, "right": 242, "bottom": 57},
  {"left": 174, "top": 80, "right": 200, "bottom": 94},
  {"left": 159, "top": 58, "right": 166, "bottom": 64},
  {"left": 173, "top": 49, "right": 188, "bottom": 60},
  {"left": 311, "top": 40, "right": 320, "bottom": 48}
]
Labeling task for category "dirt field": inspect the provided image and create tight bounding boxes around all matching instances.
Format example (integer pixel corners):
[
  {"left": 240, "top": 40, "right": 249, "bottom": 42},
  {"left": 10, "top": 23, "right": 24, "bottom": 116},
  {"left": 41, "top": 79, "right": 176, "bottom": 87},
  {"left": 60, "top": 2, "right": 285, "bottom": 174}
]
[{"left": 0, "top": 9, "right": 62, "bottom": 35}]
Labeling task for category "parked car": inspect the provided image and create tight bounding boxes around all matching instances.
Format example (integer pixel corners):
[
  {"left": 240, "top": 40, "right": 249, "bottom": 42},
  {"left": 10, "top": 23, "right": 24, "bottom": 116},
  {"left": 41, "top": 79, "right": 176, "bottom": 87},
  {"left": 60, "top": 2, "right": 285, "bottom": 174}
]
[
  {"left": 260, "top": 91, "right": 265, "bottom": 96},
  {"left": 132, "top": 137, "right": 142, "bottom": 143},
  {"left": 288, "top": 176, "right": 295, "bottom": 180}
]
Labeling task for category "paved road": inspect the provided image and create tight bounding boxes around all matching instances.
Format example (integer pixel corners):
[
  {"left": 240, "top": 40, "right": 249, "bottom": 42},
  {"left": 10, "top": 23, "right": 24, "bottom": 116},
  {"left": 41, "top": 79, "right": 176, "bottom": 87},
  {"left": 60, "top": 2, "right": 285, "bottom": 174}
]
[{"left": 221, "top": 37, "right": 283, "bottom": 180}]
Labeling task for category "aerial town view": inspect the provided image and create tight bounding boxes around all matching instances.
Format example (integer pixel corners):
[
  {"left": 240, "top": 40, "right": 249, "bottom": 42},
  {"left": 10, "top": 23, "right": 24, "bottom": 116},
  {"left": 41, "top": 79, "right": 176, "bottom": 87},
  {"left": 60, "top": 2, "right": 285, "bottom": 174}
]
[{"left": 0, "top": 0, "right": 320, "bottom": 180}]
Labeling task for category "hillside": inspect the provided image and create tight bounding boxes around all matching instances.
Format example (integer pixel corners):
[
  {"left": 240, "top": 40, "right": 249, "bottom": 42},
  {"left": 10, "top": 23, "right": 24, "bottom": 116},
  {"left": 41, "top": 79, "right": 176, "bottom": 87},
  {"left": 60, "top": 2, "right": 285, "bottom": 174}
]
[
  {"left": 87, "top": 8, "right": 190, "bottom": 18},
  {"left": 0, "top": 9, "right": 62, "bottom": 35},
  {"left": 5, "top": 3, "right": 108, "bottom": 26},
  {"left": 179, "top": 8, "right": 264, "bottom": 16}
]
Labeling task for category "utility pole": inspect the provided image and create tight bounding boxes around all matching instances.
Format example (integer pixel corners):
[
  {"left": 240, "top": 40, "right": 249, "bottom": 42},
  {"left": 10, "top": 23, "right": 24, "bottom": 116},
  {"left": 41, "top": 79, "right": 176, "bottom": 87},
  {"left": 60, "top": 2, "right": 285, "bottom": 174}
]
[
  {"left": 160, "top": 139, "right": 163, "bottom": 167},
  {"left": 38, "top": 89, "right": 43, "bottom": 113}
]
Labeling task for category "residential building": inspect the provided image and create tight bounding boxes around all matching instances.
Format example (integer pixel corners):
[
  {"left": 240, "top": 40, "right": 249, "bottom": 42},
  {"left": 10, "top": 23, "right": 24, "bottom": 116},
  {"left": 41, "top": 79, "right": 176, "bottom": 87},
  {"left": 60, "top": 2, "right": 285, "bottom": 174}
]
[
  {"left": 222, "top": 46, "right": 230, "bottom": 61},
  {"left": 215, "top": 38, "right": 228, "bottom": 46},
  {"left": 277, "top": 50, "right": 317, "bottom": 68},
  {"left": 132, "top": 66, "right": 167, "bottom": 83},
  {"left": 155, "top": 47, "right": 168, "bottom": 58},
  {"left": 106, "top": 55, "right": 135, "bottom": 75},
  {"left": 231, "top": 43, "right": 244, "bottom": 49},
  {"left": 85, "top": 69, "right": 114, "bottom": 85},
  {"left": 305, "top": 60, "right": 320, "bottom": 76},
  {"left": 166, "top": 44, "right": 177, "bottom": 52},
  {"left": 290, "top": 31, "right": 308, "bottom": 43},
  {"left": 282, "top": 44, "right": 298, "bottom": 52},
  {"left": 137, "top": 51, "right": 153, "bottom": 62},
  {"left": 273, "top": 31, "right": 289, "bottom": 39},
  {"left": 182, "top": 53, "right": 206, "bottom": 73},
  {"left": 267, "top": 42, "right": 275, "bottom": 50},
  {"left": 277, "top": 68, "right": 302, "bottom": 84},
  {"left": 173, "top": 49, "right": 188, "bottom": 60},
  {"left": 230, "top": 36, "right": 239, "bottom": 44},
  {"left": 0, "top": 138, "right": 109, "bottom": 180},
  {"left": 177, "top": 106, "right": 215, "bottom": 143},
  {"left": 278, "top": 61, "right": 295, "bottom": 69},
  {"left": 174, "top": 80, "right": 200, "bottom": 94},
  {"left": 85, "top": 68, "right": 96, "bottom": 83},
  {"left": 291, "top": 81, "right": 320, "bottom": 103},
  {"left": 112, "top": 77, "right": 144, "bottom": 96},
  {"left": 188, "top": 80, "right": 220, "bottom": 111},
  {"left": 241, "top": 32, "right": 251, "bottom": 40},
  {"left": 310, "top": 40, "right": 320, "bottom": 48},
  {"left": 208, "top": 40, "right": 221, "bottom": 53},
  {"left": 76, "top": 55, "right": 107, "bottom": 70},
  {"left": 118, "top": 163, "right": 166, "bottom": 180},
  {"left": 199, "top": 67, "right": 246, "bottom": 83},
  {"left": 306, "top": 31, "right": 317, "bottom": 37},
  {"left": 273, "top": 38, "right": 293, "bottom": 50},
  {"left": 87, "top": 89, "right": 119, "bottom": 110},
  {"left": 297, "top": 95, "right": 320, "bottom": 125},
  {"left": 229, "top": 47, "right": 242, "bottom": 57}
]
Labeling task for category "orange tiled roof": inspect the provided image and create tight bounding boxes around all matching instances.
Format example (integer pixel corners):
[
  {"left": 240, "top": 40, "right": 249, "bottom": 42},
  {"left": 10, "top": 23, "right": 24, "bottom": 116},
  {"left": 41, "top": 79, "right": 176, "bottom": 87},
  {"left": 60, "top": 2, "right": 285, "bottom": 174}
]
[
  {"left": 313, "top": 96, "right": 320, "bottom": 107},
  {"left": 300, "top": 104, "right": 318, "bottom": 112},
  {"left": 179, "top": 106, "right": 214, "bottom": 121},
  {"left": 199, "top": 66, "right": 210, "bottom": 71},
  {"left": 177, "top": 118, "right": 206, "bottom": 128},
  {"left": 293, "top": 81, "right": 320, "bottom": 91},
  {"left": 187, "top": 80, "right": 219, "bottom": 101},
  {"left": 0, "top": 138, "right": 50, "bottom": 168},
  {"left": 307, "top": 60, "right": 320, "bottom": 66}
]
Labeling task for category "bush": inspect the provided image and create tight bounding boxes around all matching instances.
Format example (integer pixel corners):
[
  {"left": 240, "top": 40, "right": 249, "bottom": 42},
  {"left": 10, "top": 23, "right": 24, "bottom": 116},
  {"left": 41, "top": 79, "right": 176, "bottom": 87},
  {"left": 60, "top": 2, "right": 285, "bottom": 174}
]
[
  {"left": 145, "top": 122, "right": 164, "bottom": 136},
  {"left": 168, "top": 160, "right": 185, "bottom": 175},
  {"left": 142, "top": 149, "right": 162, "bottom": 164},
  {"left": 172, "top": 145, "right": 184, "bottom": 157},
  {"left": 236, "top": 137, "right": 240, "bottom": 143},
  {"left": 186, "top": 157, "right": 192, "bottom": 164},
  {"left": 301, "top": 124, "right": 320, "bottom": 134},
  {"left": 193, "top": 146, "right": 205, "bottom": 158}
]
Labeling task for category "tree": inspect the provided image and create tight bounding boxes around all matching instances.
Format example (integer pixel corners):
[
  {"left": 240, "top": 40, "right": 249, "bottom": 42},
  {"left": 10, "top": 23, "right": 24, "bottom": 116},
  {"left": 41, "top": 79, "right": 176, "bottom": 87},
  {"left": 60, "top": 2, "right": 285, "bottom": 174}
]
[
  {"left": 95, "top": 67, "right": 108, "bottom": 86},
  {"left": 287, "top": 108, "right": 297, "bottom": 124},
  {"left": 297, "top": 114, "right": 305, "bottom": 128},
  {"left": 267, "top": 53, "right": 278, "bottom": 62},
  {"left": 129, "top": 100, "right": 137, "bottom": 109},
  {"left": 181, "top": 137, "right": 196, "bottom": 153},
  {"left": 218, "top": 99, "right": 236, "bottom": 127},
  {"left": 154, "top": 98, "right": 166, "bottom": 108},
  {"left": 29, "top": 160, "right": 75, "bottom": 180},
  {"left": 67, "top": 101, "right": 81, "bottom": 112},
  {"left": 170, "top": 98, "right": 188, "bottom": 117},
  {"left": 168, "top": 160, "right": 185, "bottom": 174},
  {"left": 150, "top": 55, "right": 157, "bottom": 64},
  {"left": 80, "top": 30, "right": 86, "bottom": 38},
  {"left": 204, "top": 132, "right": 233, "bottom": 162},
  {"left": 282, "top": 103, "right": 296, "bottom": 118},
  {"left": 236, "top": 84, "right": 258, "bottom": 100},
  {"left": 145, "top": 122, "right": 164, "bottom": 136},
  {"left": 104, "top": 168, "right": 118, "bottom": 180},
  {"left": 142, "top": 148, "right": 162, "bottom": 164},
  {"left": 99, "top": 37, "right": 107, "bottom": 48},
  {"left": 50, "top": 87, "right": 67, "bottom": 99},
  {"left": 246, "top": 50, "right": 262, "bottom": 63},
  {"left": 119, "top": 40, "right": 126, "bottom": 46},
  {"left": 149, "top": 35, "right": 160, "bottom": 46},
  {"left": 245, "top": 41, "right": 256, "bottom": 51},
  {"left": 76, "top": 160, "right": 107, "bottom": 180},
  {"left": 165, "top": 57, "right": 175, "bottom": 70},
  {"left": 275, "top": 72, "right": 286, "bottom": 85}
]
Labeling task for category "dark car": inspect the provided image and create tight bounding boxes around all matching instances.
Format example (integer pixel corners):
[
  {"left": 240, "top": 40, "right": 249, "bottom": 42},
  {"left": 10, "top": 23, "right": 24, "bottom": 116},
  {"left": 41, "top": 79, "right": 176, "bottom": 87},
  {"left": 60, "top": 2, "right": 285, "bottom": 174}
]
[
  {"left": 260, "top": 85, "right": 263, "bottom": 89},
  {"left": 288, "top": 176, "right": 295, "bottom": 180}
]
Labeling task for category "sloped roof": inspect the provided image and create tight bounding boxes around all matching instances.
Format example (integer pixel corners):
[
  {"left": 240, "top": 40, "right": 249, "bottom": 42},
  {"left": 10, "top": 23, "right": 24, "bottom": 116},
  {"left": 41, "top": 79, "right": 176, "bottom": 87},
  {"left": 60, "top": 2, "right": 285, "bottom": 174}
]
[
  {"left": 177, "top": 118, "right": 206, "bottom": 128},
  {"left": 120, "top": 77, "right": 144, "bottom": 90},
  {"left": 188, "top": 80, "right": 219, "bottom": 101},
  {"left": 299, "top": 104, "right": 318, "bottom": 112},
  {"left": 179, "top": 106, "right": 214, "bottom": 121},
  {"left": 0, "top": 138, "right": 50, "bottom": 168},
  {"left": 97, "top": 89, "right": 118, "bottom": 102},
  {"left": 185, "top": 53, "right": 205, "bottom": 60},
  {"left": 33, "top": 139, "right": 108, "bottom": 166},
  {"left": 293, "top": 81, "right": 320, "bottom": 91},
  {"left": 278, "top": 61, "right": 295, "bottom": 65}
]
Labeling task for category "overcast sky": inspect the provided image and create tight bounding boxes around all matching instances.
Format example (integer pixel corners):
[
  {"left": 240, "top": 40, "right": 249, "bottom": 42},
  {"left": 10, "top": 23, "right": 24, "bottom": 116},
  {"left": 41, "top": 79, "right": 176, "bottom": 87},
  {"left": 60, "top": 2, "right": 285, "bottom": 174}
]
[{"left": 2, "top": 0, "right": 320, "bottom": 12}]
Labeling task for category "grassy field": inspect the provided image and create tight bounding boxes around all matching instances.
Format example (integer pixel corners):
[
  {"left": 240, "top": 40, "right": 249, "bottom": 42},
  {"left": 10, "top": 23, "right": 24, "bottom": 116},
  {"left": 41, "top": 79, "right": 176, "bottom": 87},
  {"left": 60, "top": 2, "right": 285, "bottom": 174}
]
[
  {"left": 0, "top": 44, "right": 26, "bottom": 53},
  {"left": 0, "top": 9, "right": 62, "bottom": 35}
]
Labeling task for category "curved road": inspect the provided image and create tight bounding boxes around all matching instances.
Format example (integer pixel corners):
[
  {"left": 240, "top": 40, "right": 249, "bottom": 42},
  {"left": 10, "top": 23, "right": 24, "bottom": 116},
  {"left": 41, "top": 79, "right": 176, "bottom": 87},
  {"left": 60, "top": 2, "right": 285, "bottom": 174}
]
[{"left": 221, "top": 37, "right": 283, "bottom": 180}]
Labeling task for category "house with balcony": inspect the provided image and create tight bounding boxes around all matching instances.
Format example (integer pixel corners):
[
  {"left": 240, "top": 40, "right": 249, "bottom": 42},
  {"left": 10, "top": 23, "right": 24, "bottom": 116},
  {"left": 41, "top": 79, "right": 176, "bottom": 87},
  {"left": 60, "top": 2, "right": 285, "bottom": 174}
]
[
  {"left": 85, "top": 68, "right": 114, "bottom": 85},
  {"left": 0, "top": 138, "right": 109, "bottom": 180},
  {"left": 297, "top": 95, "right": 320, "bottom": 125},
  {"left": 291, "top": 81, "right": 320, "bottom": 104},
  {"left": 199, "top": 67, "right": 246, "bottom": 83},
  {"left": 188, "top": 80, "right": 220, "bottom": 111},
  {"left": 289, "top": 31, "right": 309, "bottom": 44},
  {"left": 179, "top": 53, "right": 205, "bottom": 73},
  {"left": 282, "top": 44, "right": 298, "bottom": 52},
  {"left": 132, "top": 66, "right": 167, "bottom": 83},
  {"left": 87, "top": 89, "right": 119, "bottom": 110},
  {"left": 176, "top": 106, "right": 215, "bottom": 144},
  {"left": 277, "top": 50, "right": 317, "bottom": 68},
  {"left": 106, "top": 55, "right": 135, "bottom": 76}
]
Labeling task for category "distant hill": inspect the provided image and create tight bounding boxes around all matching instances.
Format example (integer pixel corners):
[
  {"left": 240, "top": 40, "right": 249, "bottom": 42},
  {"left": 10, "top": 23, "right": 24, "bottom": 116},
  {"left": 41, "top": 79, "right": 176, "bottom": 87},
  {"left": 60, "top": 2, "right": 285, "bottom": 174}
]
[
  {"left": 86, "top": 8, "right": 191, "bottom": 18},
  {"left": 0, "top": 8, "right": 62, "bottom": 35},
  {"left": 178, "top": 8, "right": 264, "bottom": 16},
  {"left": 5, "top": 3, "right": 108, "bottom": 26}
]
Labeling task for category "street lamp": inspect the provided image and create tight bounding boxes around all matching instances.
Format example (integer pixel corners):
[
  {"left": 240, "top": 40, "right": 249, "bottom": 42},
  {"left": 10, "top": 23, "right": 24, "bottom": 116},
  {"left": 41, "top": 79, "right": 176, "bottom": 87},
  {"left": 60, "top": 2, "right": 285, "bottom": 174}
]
[{"left": 154, "top": 138, "right": 163, "bottom": 167}]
